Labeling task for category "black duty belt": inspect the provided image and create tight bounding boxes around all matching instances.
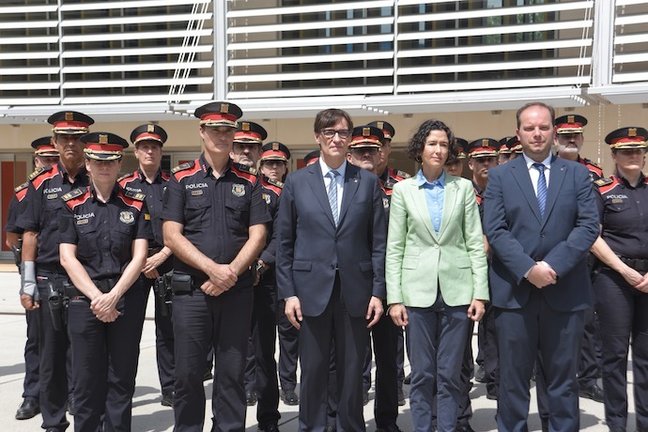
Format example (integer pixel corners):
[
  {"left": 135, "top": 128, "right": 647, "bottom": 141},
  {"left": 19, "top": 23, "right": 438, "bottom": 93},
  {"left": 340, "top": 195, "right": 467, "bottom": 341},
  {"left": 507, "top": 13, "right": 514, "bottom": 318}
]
[{"left": 619, "top": 256, "right": 648, "bottom": 273}]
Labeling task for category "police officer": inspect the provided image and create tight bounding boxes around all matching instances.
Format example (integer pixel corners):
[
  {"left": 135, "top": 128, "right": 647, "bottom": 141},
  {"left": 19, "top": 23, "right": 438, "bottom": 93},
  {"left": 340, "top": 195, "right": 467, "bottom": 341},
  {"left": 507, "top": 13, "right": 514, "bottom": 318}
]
[
  {"left": 590, "top": 127, "right": 648, "bottom": 432},
  {"left": 445, "top": 138, "right": 468, "bottom": 177},
  {"left": 497, "top": 137, "right": 514, "bottom": 165},
  {"left": 229, "top": 120, "right": 267, "bottom": 407},
  {"left": 18, "top": 111, "right": 94, "bottom": 432},
  {"left": 252, "top": 141, "right": 291, "bottom": 431},
  {"left": 162, "top": 101, "right": 270, "bottom": 432},
  {"left": 59, "top": 132, "right": 149, "bottom": 432},
  {"left": 553, "top": 114, "right": 605, "bottom": 403},
  {"left": 119, "top": 124, "right": 175, "bottom": 407},
  {"left": 8, "top": 137, "right": 59, "bottom": 420},
  {"left": 368, "top": 120, "right": 409, "bottom": 406},
  {"left": 506, "top": 136, "right": 523, "bottom": 159},
  {"left": 348, "top": 126, "right": 403, "bottom": 432}
]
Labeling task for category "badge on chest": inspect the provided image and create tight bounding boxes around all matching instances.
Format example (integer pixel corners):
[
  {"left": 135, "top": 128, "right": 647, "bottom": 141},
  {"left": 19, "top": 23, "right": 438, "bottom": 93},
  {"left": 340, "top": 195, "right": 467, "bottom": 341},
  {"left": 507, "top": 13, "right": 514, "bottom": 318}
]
[
  {"left": 232, "top": 184, "right": 246, "bottom": 197},
  {"left": 120, "top": 211, "right": 135, "bottom": 224}
]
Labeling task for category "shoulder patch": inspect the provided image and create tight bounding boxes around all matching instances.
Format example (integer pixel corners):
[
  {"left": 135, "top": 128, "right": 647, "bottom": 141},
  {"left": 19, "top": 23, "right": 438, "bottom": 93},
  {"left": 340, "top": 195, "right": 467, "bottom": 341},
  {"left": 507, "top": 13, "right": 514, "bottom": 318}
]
[
  {"left": 266, "top": 178, "right": 283, "bottom": 188},
  {"left": 14, "top": 181, "right": 28, "bottom": 193},
  {"left": 171, "top": 160, "right": 195, "bottom": 174},
  {"left": 172, "top": 159, "right": 201, "bottom": 182},
  {"left": 28, "top": 167, "right": 46, "bottom": 181},
  {"left": 30, "top": 165, "right": 59, "bottom": 190},
  {"left": 117, "top": 190, "right": 144, "bottom": 211},
  {"left": 595, "top": 177, "right": 620, "bottom": 195},
  {"left": 117, "top": 171, "right": 138, "bottom": 188},
  {"left": 261, "top": 177, "right": 283, "bottom": 196},
  {"left": 62, "top": 188, "right": 85, "bottom": 202},
  {"left": 396, "top": 169, "right": 411, "bottom": 179},
  {"left": 593, "top": 177, "right": 613, "bottom": 188},
  {"left": 63, "top": 187, "right": 91, "bottom": 209},
  {"left": 15, "top": 182, "right": 29, "bottom": 202},
  {"left": 231, "top": 163, "right": 258, "bottom": 184}
]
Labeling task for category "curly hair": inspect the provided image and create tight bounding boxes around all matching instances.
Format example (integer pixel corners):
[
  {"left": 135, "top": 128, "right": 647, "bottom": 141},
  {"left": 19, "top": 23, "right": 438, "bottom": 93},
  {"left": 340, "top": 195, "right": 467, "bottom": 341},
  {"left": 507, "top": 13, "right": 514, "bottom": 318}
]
[{"left": 407, "top": 119, "right": 456, "bottom": 165}]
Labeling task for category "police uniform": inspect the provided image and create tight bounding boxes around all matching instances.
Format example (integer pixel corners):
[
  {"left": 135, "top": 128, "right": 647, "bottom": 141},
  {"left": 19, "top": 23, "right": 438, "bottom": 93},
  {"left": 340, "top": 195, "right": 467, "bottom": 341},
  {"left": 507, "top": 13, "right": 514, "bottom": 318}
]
[
  {"left": 592, "top": 127, "right": 648, "bottom": 432},
  {"left": 17, "top": 111, "right": 93, "bottom": 431},
  {"left": 120, "top": 123, "right": 175, "bottom": 406},
  {"left": 303, "top": 150, "right": 320, "bottom": 167},
  {"left": 349, "top": 126, "right": 403, "bottom": 430},
  {"left": 497, "top": 137, "right": 513, "bottom": 164},
  {"left": 162, "top": 102, "right": 271, "bottom": 431},
  {"left": 506, "top": 136, "right": 523, "bottom": 157},
  {"left": 248, "top": 142, "right": 291, "bottom": 430},
  {"left": 555, "top": 114, "right": 603, "bottom": 182}
]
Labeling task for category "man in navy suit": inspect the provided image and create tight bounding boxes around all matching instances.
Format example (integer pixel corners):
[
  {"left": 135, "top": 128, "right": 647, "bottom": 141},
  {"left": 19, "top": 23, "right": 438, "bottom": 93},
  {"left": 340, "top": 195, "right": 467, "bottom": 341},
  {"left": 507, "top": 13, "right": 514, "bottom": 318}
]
[
  {"left": 276, "top": 108, "right": 387, "bottom": 432},
  {"left": 483, "top": 102, "right": 599, "bottom": 432}
]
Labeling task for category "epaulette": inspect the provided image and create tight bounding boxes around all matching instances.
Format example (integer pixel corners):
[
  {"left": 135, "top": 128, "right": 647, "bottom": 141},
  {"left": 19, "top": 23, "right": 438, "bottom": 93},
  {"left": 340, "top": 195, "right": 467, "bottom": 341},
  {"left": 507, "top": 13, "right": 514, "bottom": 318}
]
[
  {"left": 171, "top": 160, "right": 195, "bottom": 174},
  {"left": 62, "top": 187, "right": 90, "bottom": 209},
  {"left": 118, "top": 172, "right": 136, "bottom": 183},
  {"left": 30, "top": 165, "right": 59, "bottom": 190},
  {"left": 231, "top": 162, "right": 258, "bottom": 184},
  {"left": 28, "top": 167, "right": 46, "bottom": 181},
  {"left": 261, "top": 177, "right": 283, "bottom": 196},
  {"left": 581, "top": 158, "right": 603, "bottom": 178},
  {"left": 172, "top": 159, "right": 200, "bottom": 181},
  {"left": 595, "top": 177, "right": 619, "bottom": 195},
  {"left": 117, "top": 189, "right": 145, "bottom": 211},
  {"left": 396, "top": 169, "right": 411, "bottom": 179},
  {"left": 14, "top": 181, "right": 28, "bottom": 193}
]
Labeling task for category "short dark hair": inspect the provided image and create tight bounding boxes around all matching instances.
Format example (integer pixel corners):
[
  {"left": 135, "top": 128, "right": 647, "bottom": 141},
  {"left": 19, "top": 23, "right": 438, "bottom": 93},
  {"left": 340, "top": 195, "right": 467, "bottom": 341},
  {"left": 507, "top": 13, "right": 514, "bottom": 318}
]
[
  {"left": 407, "top": 119, "right": 456, "bottom": 164},
  {"left": 313, "top": 109, "right": 353, "bottom": 133},
  {"left": 515, "top": 102, "right": 555, "bottom": 129}
]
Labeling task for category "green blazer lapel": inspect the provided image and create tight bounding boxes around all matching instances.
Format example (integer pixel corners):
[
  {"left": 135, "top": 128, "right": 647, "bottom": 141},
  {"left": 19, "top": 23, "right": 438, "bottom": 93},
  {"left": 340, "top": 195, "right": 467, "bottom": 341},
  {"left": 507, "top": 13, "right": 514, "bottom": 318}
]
[
  {"left": 438, "top": 177, "right": 458, "bottom": 239},
  {"left": 410, "top": 181, "right": 439, "bottom": 241}
]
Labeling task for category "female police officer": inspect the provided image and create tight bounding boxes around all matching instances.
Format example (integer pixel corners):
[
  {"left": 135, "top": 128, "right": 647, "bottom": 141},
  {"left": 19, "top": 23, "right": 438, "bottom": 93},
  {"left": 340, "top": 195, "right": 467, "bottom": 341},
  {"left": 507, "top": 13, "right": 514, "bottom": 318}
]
[
  {"left": 591, "top": 127, "right": 648, "bottom": 432},
  {"left": 59, "top": 132, "right": 150, "bottom": 432}
]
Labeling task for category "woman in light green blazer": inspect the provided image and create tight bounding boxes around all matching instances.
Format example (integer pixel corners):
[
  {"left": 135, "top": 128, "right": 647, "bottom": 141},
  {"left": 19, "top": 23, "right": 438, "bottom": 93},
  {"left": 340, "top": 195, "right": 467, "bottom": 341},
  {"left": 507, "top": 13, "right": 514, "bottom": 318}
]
[{"left": 386, "top": 119, "right": 489, "bottom": 432}]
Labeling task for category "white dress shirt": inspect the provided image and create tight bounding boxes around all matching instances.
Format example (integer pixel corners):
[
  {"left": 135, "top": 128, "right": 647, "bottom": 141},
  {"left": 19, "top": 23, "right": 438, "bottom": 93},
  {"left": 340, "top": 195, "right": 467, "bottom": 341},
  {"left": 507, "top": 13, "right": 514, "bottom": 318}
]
[{"left": 319, "top": 158, "right": 346, "bottom": 217}]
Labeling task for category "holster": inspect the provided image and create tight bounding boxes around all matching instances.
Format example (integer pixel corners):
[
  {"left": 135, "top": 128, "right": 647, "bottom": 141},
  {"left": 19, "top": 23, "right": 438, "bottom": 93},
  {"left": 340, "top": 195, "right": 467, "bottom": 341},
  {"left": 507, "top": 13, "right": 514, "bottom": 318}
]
[{"left": 171, "top": 273, "right": 193, "bottom": 295}]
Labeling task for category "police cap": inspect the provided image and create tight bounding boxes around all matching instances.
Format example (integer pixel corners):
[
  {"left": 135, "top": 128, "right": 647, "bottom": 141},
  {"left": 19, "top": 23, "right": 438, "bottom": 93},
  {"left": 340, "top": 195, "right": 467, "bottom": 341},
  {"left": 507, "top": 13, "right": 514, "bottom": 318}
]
[
  {"left": 498, "top": 136, "right": 513, "bottom": 154},
  {"left": 31, "top": 136, "right": 59, "bottom": 157},
  {"left": 234, "top": 121, "right": 267, "bottom": 145},
  {"left": 349, "top": 125, "right": 384, "bottom": 149},
  {"left": 130, "top": 124, "right": 168, "bottom": 146},
  {"left": 455, "top": 138, "right": 469, "bottom": 159},
  {"left": 468, "top": 138, "right": 499, "bottom": 158},
  {"left": 368, "top": 121, "right": 395, "bottom": 141},
  {"left": 507, "top": 136, "right": 523, "bottom": 154},
  {"left": 605, "top": 127, "right": 648, "bottom": 150},
  {"left": 81, "top": 132, "right": 129, "bottom": 161},
  {"left": 303, "top": 150, "right": 320, "bottom": 167},
  {"left": 555, "top": 114, "right": 587, "bottom": 135},
  {"left": 260, "top": 141, "right": 291, "bottom": 163},
  {"left": 194, "top": 101, "right": 243, "bottom": 128},
  {"left": 47, "top": 111, "right": 94, "bottom": 135}
]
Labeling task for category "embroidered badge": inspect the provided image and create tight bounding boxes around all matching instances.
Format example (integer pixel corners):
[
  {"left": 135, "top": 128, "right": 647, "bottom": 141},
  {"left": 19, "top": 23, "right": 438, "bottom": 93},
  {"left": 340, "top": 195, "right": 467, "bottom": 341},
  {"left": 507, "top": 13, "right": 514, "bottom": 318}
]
[
  {"left": 232, "top": 184, "right": 245, "bottom": 197},
  {"left": 383, "top": 197, "right": 390, "bottom": 209},
  {"left": 191, "top": 190, "right": 203, "bottom": 196},
  {"left": 76, "top": 219, "right": 89, "bottom": 225},
  {"left": 262, "top": 193, "right": 271, "bottom": 204},
  {"left": 120, "top": 211, "right": 135, "bottom": 224}
]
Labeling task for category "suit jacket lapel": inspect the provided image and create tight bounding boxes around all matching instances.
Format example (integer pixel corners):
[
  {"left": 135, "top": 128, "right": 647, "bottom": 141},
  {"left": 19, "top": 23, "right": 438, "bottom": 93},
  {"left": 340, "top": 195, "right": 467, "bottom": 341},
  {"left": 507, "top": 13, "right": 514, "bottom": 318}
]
[
  {"left": 438, "top": 177, "right": 457, "bottom": 239},
  {"left": 306, "top": 163, "right": 335, "bottom": 226},
  {"left": 510, "top": 156, "right": 543, "bottom": 223},
  {"left": 411, "top": 182, "right": 439, "bottom": 241},
  {"left": 543, "top": 156, "right": 566, "bottom": 226},
  {"left": 338, "top": 164, "right": 360, "bottom": 226}
]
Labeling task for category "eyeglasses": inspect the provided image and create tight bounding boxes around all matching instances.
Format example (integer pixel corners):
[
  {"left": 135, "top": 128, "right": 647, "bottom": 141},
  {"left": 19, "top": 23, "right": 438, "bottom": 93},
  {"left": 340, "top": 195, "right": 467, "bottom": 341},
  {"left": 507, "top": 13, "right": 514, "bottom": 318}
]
[{"left": 321, "top": 129, "right": 351, "bottom": 139}]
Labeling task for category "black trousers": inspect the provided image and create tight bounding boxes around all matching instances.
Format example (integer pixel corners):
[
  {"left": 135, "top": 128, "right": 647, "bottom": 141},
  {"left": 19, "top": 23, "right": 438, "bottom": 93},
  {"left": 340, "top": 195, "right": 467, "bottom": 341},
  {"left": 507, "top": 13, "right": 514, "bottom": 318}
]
[
  {"left": 172, "top": 284, "right": 253, "bottom": 432},
  {"left": 67, "top": 281, "right": 147, "bottom": 432},
  {"left": 141, "top": 275, "right": 175, "bottom": 395},
  {"left": 361, "top": 302, "right": 400, "bottom": 428},
  {"left": 23, "top": 308, "right": 40, "bottom": 401},
  {"left": 277, "top": 299, "right": 299, "bottom": 392},
  {"left": 249, "top": 273, "right": 280, "bottom": 428},
  {"left": 594, "top": 268, "right": 648, "bottom": 431},
  {"left": 37, "top": 271, "right": 72, "bottom": 431},
  {"left": 299, "top": 281, "right": 368, "bottom": 432}
]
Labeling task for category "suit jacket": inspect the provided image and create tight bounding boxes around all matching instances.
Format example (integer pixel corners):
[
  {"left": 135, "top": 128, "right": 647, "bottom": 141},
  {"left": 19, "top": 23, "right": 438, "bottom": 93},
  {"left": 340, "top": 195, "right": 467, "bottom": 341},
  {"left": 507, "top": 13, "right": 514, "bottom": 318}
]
[
  {"left": 385, "top": 174, "right": 489, "bottom": 308},
  {"left": 483, "top": 155, "right": 599, "bottom": 312},
  {"left": 276, "top": 162, "right": 387, "bottom": 317}
]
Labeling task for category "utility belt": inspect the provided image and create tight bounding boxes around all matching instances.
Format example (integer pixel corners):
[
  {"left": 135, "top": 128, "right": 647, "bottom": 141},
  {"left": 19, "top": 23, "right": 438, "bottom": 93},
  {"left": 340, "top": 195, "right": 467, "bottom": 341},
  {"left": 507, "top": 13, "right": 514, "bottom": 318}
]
[
  {"left": 36, "top": 277, "right": 68, "bottom": 332},
  {"left": 64, "top": 278, "right": 118, "bottom": 299},
  {"left": 618, "top": 256, "right": 648, "bottom": 273}
]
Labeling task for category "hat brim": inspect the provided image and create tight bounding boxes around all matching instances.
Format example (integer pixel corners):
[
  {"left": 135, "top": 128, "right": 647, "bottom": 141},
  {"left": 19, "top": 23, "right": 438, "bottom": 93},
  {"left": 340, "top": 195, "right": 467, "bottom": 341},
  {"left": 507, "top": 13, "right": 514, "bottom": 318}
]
[
  {"left": 84, "top": 150, "right": 123, "bottom": 161},
  {"left": 260, "top": 156, "right": 288, "bottom": 162},
  {"left": 200, "top": 120, "right": 238, "bottom": 128}
]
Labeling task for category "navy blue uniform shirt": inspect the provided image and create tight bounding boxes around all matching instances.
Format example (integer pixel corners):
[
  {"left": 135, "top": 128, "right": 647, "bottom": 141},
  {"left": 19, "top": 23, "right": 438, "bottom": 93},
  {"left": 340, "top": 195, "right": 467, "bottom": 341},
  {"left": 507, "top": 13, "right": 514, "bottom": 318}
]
[
  {"left": 59, "top": 185, "right": 150, "bottom": 280},
  {"left": 162, "top": 154, "right": 271, "bottom": 285}
]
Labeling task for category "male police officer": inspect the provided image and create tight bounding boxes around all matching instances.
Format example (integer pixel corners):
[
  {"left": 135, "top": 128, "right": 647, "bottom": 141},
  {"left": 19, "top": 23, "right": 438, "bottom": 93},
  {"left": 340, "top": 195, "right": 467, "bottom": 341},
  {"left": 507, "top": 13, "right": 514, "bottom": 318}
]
[
  {"left": 19, "top": 111, "right": 94, "bottom": 432},
  {"left": 119, "top": 124, "right": 175, "bottom": 407},
  {"left": 8, "top": 137, "right": 59, "bottom": 421},
  {"left": 162, "top": 102, "right": 270, "bottom": 432}
]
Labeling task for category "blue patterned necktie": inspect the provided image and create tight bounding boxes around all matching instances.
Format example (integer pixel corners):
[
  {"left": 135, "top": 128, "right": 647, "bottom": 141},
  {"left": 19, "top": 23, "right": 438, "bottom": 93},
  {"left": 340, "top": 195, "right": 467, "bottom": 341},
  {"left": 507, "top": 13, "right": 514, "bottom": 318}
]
[
  {"left": 326, "top": 170, "right": 340, "bottom": 225},
  {"left": 533, "top": 162, "right": 547, "bottom": 217}
]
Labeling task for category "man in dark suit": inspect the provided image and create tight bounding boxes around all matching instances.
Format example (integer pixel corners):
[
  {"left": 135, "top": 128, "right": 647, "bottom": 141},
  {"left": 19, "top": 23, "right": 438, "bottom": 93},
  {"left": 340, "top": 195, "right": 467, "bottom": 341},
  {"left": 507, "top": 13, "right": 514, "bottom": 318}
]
[
  {"left": 276, "top": 108, "right": 387, "bottom": 432},
  {"left": 483, "top": 102, "right": 599, "bottom": 432}
]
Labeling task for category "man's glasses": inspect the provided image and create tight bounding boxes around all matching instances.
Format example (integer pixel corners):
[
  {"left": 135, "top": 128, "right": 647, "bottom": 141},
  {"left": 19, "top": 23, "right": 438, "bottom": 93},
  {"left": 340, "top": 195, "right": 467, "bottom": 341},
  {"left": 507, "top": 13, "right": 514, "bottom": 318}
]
[{"left": 321, "top": 129, "right": 351, "bottom": 139}]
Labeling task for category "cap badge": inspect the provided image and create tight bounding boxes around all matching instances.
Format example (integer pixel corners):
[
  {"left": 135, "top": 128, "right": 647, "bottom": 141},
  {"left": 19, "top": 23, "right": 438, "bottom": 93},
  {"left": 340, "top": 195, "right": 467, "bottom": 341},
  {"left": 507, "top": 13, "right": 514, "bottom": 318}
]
[
  {"left": 98, "top": 134, "right": 108, "bottom": 144},
  {"left": 65, "top": 112, "right": 74, "bottom": 121},
  {"left": 220, "top": 103, "right": 229, "bottom": 114},
  {"left": 242, "top": 122, "right": 250, "bottom": 131},
  {"left": 232, "top": 183, "right": 245, "bottom": 197},
  {"left": 147, "top": 124, "right": 155, "bottom": 132},
  {"left": 376, "top": 121, "right": 384, "bottom": 129},
  {"left": 482, "top": 138, "right": 489, "bottom": 146},
  {"left": 272, "top": 142, "right": 279, "bottom": 150},
  {"left": 363, "top": 127, "right": 370, "bottom": 136},
  {"left": 629, "top": 128, "right": 637, "bottom": 137},
  {"left": 568, "top": 115, "right": 574, "bottom": 123}
]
